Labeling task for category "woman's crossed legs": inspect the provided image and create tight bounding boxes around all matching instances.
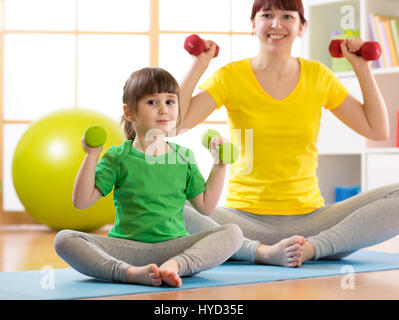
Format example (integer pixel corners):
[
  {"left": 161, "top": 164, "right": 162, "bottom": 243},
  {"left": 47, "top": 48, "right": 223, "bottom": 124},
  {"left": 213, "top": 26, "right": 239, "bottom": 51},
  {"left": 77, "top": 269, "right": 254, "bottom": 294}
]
[{"left": 184, "top": 183, "right": 399, "bottom": 266}]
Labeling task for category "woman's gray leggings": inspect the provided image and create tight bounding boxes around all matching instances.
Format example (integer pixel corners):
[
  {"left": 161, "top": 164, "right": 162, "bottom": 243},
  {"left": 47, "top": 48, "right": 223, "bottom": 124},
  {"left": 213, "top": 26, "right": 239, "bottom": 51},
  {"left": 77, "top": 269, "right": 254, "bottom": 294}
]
[
  {"left": 183, "top": 183, "right": 399, "bottom": 262},
  {"left": 54, "top": 224, "right": 242, "bottom": 283}
]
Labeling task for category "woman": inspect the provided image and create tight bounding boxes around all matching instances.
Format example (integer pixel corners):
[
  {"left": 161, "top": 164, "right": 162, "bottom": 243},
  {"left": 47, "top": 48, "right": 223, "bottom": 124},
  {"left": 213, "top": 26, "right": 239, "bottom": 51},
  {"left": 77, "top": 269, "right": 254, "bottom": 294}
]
[{"left": 175, "top": 0, "right": 398, "bottom": 267}]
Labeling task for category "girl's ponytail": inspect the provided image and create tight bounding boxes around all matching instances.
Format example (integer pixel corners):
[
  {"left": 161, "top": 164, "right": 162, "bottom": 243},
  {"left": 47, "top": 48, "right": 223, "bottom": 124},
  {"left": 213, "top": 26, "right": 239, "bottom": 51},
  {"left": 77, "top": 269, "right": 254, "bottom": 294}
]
[{"left": 120, "top": 115, "right": 136, "bottom": 140}]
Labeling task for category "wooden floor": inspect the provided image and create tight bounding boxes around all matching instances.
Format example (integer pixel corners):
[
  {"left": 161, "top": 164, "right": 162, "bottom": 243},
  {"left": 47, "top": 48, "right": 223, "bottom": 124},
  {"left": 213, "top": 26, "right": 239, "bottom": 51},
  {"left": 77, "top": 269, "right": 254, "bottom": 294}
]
[{"left": 1, "top": 224, "right": 399, "bottom": 300}]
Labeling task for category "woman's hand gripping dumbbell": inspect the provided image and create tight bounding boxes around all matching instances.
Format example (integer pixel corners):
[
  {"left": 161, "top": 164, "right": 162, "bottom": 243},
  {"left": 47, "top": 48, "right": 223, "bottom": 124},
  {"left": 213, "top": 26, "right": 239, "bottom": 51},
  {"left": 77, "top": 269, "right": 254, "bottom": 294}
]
[
  {"left": 329, "top": 39, "right": 382, "bottom": 61},
  {"left": 184, "top": 34, "right": 220, "bottom": 57}
]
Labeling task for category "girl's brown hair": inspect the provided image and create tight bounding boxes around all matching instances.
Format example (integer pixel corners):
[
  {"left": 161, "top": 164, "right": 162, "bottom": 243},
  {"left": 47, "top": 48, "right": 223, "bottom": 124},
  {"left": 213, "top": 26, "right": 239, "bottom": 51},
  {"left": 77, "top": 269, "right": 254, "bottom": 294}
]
[
  {"left": 250, "top": 0, "right": 307, "bottom": 26},
  {"left": 121, "top": 67, "right": 181, "bottom": 140}
]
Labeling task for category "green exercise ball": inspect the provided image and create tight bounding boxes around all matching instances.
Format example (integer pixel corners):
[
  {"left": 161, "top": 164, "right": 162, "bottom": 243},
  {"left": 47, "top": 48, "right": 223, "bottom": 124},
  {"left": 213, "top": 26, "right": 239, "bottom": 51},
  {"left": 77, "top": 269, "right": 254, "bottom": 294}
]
[{"left": 12, "top": 108, "right": 125, "bottom": 232}]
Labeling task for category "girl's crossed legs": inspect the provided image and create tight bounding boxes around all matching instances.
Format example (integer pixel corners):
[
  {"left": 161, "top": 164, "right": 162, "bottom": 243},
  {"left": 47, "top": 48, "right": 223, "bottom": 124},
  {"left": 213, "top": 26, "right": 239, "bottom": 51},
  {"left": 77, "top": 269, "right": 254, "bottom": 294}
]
[
  {"left": 183, "top": 183, "right": 399, "bottom": 266},
  {"left": 54, "top": 223, "right": 242, "bottom": 286}
]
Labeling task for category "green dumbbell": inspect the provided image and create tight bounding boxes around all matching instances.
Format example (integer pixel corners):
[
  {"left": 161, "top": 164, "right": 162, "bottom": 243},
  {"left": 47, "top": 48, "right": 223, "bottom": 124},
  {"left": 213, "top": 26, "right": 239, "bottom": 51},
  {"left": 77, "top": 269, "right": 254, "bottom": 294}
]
[
  {"left": 201, "top": 129, "right": 239, "bottom": 164},
  {"left": 84, "top": 125, "right": 107, "bottom": 148}
]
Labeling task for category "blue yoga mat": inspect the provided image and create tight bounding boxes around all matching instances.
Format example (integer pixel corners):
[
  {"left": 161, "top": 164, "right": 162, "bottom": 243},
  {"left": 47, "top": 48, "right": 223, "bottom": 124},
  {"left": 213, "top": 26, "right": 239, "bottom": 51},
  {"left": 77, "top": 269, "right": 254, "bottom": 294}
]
[{"left": 1, "top": 250, "right": 399, "bottom": 300}]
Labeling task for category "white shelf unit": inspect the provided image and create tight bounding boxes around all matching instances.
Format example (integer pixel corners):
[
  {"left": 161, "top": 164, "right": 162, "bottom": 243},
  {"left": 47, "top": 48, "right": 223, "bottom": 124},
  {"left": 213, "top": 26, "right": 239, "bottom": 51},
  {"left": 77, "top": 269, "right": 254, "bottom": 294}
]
[{"left": 304, "top": 0, "right": 399, "bottom": 204}]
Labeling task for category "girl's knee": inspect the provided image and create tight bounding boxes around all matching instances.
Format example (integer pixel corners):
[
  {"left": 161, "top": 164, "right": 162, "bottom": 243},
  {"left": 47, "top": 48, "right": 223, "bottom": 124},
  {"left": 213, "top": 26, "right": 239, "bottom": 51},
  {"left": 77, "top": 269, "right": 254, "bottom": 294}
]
[
  {"left": 54, "top": 229, "right": 79, "bottom": 255},
  {"left": 222, "top": 223, "right": 243, "bottom": 250}
]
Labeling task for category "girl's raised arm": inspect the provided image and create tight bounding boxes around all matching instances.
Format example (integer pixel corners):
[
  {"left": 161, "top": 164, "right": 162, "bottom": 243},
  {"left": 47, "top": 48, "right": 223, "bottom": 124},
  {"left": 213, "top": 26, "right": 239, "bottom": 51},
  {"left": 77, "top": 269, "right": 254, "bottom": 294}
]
[{"left": 72, "top": 138, "right": 103, "bottom": 209}]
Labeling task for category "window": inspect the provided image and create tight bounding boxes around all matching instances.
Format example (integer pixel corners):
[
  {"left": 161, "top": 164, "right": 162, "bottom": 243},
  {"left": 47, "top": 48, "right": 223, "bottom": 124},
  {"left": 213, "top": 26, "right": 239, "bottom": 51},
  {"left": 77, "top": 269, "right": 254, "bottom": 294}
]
[{"left": 1, "top": 0, "right": 302, "bottom": 213}]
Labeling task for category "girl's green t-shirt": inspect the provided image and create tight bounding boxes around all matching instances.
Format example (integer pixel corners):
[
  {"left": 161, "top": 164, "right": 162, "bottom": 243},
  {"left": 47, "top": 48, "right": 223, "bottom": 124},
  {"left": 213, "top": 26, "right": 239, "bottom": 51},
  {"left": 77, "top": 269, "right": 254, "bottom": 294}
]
[{"left": 95, "top": 140, "right": 206, "bottom": 243}]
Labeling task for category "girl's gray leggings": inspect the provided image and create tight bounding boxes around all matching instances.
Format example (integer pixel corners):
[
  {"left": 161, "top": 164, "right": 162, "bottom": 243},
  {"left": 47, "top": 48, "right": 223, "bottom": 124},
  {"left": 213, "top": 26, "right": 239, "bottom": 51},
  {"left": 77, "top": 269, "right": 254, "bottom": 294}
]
[
  {"left": 54, "top": 224, "right": 242, "bottom": 283},
  {"left": 183, "top": 183, "right": 399, "bottom": 262}
]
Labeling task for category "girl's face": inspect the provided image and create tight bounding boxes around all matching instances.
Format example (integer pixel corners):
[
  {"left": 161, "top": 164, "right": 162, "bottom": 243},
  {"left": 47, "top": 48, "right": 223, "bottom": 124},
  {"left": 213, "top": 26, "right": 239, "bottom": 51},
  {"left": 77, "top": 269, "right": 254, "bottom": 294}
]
[
  {"left": 126, "top": 92, "right": 179, "bottom": 137},
  {"left": 252, "top": 7, "right": 303, "bottom": 53}
]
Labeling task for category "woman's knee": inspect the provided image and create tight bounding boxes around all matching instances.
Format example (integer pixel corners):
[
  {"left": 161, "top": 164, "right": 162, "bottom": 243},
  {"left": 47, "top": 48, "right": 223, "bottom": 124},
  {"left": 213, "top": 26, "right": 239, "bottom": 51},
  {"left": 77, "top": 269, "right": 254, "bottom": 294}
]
[{"left": 183, "top": 204, "right": 221, "bottom": 234}]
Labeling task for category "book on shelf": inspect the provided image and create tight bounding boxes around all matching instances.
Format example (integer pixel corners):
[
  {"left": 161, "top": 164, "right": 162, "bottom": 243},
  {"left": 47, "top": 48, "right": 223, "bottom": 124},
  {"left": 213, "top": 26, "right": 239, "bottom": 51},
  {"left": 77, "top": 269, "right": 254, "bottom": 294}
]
[
  {"left": 385, "top": 21, "right": 399, "bottom": 67},
  {"left": 392, "top": 19, "right": 399, "bottom": 65},
  {"left": 368, "top": 14, "right": 383, "bottom": 68},
  {"left": 369, "top": 14, "right": 399, "bottom": 68}
]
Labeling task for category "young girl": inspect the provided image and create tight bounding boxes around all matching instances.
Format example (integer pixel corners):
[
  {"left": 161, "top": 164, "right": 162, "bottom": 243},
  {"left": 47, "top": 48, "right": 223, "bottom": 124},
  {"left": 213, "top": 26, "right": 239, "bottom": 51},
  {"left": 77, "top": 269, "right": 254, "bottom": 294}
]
[
  {"left": 54, "top": 67, "right": 243, "bottom": 287},
  {"left": 176, "top": 0, "right": 399, "bottom": 267}
]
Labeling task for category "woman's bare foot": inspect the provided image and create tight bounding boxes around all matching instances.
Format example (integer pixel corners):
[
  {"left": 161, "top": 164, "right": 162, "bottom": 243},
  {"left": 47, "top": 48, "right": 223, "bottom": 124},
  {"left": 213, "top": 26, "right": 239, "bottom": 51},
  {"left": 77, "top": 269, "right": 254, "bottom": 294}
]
[
  {"left": 125, "top": 264, "right": 162, "bottom": 286},
  {"left": 255, "top": 235, "right": 306, "bottom": 267},
  {"left": 159, "top": 258, "right": 182, "bottom": 287}
]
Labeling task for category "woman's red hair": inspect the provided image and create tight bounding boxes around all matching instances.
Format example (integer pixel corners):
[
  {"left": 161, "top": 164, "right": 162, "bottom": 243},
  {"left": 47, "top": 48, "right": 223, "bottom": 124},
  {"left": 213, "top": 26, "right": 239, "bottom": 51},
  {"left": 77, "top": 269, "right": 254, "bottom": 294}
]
[{"left": 250, "top": 0, "right": 307, "bottom": 26}]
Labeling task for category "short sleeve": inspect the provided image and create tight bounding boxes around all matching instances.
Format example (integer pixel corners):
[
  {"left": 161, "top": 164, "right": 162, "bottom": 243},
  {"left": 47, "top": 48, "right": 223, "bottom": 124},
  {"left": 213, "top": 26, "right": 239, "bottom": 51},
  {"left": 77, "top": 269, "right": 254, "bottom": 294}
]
[
  {"left": 185, "top": 150, "right": 206, "bottom": 200},
  {"left": 199, "top": 64, "right": 231, "bottom": 110},
  {"left": 95, "top": 146, "right": 119, "bottom": 197},
  {"left": 319, "top": 62, "right": 349, "bottom": 110}
]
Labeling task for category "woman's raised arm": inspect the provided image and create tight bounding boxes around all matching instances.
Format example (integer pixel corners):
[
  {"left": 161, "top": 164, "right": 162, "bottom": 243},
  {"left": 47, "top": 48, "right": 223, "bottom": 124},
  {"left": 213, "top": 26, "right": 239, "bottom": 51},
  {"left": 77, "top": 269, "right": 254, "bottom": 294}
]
[
  {"left": 172, "top": 41, "right": 218, "bottom": 136},
  {"left": 176, "top": 90, "right": 217, "bottom": 134}
]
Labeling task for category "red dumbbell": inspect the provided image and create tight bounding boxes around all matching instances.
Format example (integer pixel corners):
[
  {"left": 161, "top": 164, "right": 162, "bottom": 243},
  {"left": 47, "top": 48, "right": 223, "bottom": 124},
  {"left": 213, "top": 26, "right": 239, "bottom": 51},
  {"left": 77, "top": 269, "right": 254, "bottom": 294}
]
[
  {"left": 329, "top": 39, "right": 382, "bottom": 61},
  {"left": 184, "top": 34, "right": 220, "bottom": 58}
]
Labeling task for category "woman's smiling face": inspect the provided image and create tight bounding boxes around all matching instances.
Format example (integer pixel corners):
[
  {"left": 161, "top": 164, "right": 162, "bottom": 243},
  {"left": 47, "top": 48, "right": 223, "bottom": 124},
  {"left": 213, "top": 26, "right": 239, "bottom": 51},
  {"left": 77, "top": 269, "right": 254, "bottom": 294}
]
[{"left": 252, "top": 7, "right": 304, "bottom": 52}]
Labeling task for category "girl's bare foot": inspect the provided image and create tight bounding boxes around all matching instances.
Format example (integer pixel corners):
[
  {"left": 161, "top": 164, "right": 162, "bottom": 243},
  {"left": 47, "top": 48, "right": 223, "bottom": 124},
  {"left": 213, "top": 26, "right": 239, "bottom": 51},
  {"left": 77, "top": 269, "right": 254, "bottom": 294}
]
[
  {"left": 159, "top": 258, "right": 182, "bottom": 287},
  {"left": 160, "top": 269, "right": 182, "bottom": 287},
  {"left": 125, "top": 264, "right": 162, "bottom": 286},
  {"left": 255, "top": 235, "right": 306, "bottom": 267},
  {"left": 300, "top": 240, "right": 316, "bottom": 265}
]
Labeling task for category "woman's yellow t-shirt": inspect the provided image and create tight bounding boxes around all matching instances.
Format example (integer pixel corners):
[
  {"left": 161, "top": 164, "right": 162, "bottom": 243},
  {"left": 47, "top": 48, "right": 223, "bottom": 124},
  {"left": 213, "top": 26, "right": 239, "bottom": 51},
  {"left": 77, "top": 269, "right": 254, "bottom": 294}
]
[{"left": 199, "top": 57, "right": 349, "bottom": 215}]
